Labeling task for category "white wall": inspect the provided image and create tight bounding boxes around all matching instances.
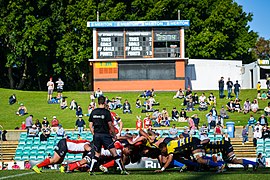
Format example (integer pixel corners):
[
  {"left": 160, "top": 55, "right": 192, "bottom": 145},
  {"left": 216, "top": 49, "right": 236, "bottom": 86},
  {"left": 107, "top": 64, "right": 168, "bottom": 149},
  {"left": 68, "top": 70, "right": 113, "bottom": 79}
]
[
  {"left": 186, "top": 59, "right": 242, "bottom": 90},
  {"left": 242, "top": 62, "right": 258, "bottom": 89}
]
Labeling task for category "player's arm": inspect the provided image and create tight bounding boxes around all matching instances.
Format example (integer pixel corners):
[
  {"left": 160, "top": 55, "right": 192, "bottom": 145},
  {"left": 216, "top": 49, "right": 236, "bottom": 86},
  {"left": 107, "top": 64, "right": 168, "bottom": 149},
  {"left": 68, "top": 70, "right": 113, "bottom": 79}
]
[
  {"left": 155, "top": 154, "right": 173, "bottom": 173},
  {"left": 89, "top": 122, "right": 94, "bottom": 135},
  {"left": 108, "top": 121, "right": 116, "bottom": 137}
]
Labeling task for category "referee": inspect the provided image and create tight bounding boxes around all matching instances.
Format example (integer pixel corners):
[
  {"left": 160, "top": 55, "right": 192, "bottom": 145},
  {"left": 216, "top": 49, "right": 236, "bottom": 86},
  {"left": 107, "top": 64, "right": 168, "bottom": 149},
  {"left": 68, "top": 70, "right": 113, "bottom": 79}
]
[{"left": 88, "top": 96, "right": 128, "bottom": 175}]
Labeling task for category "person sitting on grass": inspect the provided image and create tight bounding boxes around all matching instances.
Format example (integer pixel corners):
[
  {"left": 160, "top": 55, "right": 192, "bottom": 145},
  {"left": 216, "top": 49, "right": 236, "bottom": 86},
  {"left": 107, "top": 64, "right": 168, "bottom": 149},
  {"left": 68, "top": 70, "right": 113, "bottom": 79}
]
[
  {"left": 123, "top": 99, "right": 132, "bottom": 114},
  {"left": 261, "top": 91, "right": 268, "bottom": 100},
  {"left": 234, "top": 99, "right": 242, "bottom": 113},
  {"left": 264, "top": 102, "right": 270, "bottom": 116},
  {"left": 9, "top": 94, "right": 16, "bottom": 105},
  {"left": 135, "top": 99, "right": 142, "bottom": 108},
  {"left": 247, "top": 114, "right": 256, "bottom": 131},
  {"left": 251, "top": 99, "right": 259, "bottom": 113},
  {"left": 16, "top": 103, "right": 27, "bottom": 116},
  {"left": 60, "top": 98, "right": 68, "bottom": 109},
  {"left": 173, "top": 88, "right": 184, "bottom": 99},
  {"left": 226, "top": 100, "right": 235, "bottom": 112}
]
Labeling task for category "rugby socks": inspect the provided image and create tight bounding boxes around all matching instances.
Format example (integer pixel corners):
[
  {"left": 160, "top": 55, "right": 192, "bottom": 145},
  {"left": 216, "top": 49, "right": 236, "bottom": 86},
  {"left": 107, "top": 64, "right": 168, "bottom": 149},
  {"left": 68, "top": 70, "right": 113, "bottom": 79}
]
[
  {"left": 172, "top": 160, "right": 184, "bottom": 168},
  {"left": 114, "top": 156, "right": 124, "bottom": 171},
  {"left": 68, "top": 162, "right": 81, "bottom": 171},
  {"left": 242, "top": 159, "right": 257, "bottom": 166},
  {"left": 37, "top": 158, "right": 51, "bottom": 168},
  {"left": 89, "top": 156, "right": 98, "bottom": 172},
  {"left": 103, "top": 160, "right": 115, "bottom": 168}
]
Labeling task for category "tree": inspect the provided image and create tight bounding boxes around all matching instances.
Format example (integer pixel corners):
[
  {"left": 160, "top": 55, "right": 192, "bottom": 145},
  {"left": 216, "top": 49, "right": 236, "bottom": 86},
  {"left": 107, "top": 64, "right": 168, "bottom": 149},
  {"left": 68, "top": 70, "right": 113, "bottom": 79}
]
[{"left": 252, "top": 37, "right": 270, "bottom": 60}]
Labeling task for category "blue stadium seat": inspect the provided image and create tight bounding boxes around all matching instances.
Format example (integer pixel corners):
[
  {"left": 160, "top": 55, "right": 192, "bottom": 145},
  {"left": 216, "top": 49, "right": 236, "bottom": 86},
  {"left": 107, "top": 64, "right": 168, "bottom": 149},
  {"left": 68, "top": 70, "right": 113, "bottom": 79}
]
[
  {"left": 256, "top": 147, "right": 264, "bottom": 154},
  {"left": 23, "top": 145, "right": 32, "bottom": 150},
  {"left": 39, "top": 145, "right": 46, "bottom": 151},
  {"left": 15, "top": 149, "right": 23, "bottom": 156},
  {"left": 215, "top": 135, "right": 223, "bottom": 141},
  {"left": 17, "top": 144, "right": 24, "bottom": 150},
  {"left": 38, "top": 150, "right": 45, "bottom": 155},
  {"left": 18, "top": 140, "right": 26, "bottom": 145},
  {"left": 20, "top": 132, "right": 27, "bottom": 139},
  {"left": 208, "top": 134, "right": 215, "bottom": 142},
  {"left": 30, "top": 149, "right": 38, "bottom": 155},
  {"left": 74, "top": 154, "right": 82, "bottom": 160},
  {"left": 37, "top": 155, "right": 45, "bottom": 161},
  {"left": 29, "top": 155, "right": 37, "bottom": 160},
  {"left": 14, "top": 155, "right": 22, "bottom": 161},
  {"left": 21, "top": 155, "right": 29, "bottom": 160},
  {"left": 32, "top": 144, "right": 39, "bottom": 150}
]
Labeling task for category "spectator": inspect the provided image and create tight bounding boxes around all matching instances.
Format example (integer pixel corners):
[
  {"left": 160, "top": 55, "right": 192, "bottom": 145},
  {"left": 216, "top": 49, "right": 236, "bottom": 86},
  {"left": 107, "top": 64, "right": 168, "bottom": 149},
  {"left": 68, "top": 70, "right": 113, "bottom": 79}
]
[
  {"left": 200, "top": 131, "right": 209, "bottom": 141},
  {"left": 173, "top": 88, "right": 184, "bottom": 99},
  {"left": 192, "top": 114, "right": 200, "bottom": 129},
  {"left": 261, "top": 91, "right": 267, "bottom": 100},
  {"left": 56, "top": 78, "right": 64, "bottom": 98},
  {"left": 42, "top": 117, "right": 50, "bottom": 128},
  {"left": 223, "top": 133, "right": 231, "bottom": 142},
  {"left": 226, "top": 100, "right": 235, "bottom": 112},
  {"left": 253, "top": 128, "right": 262, "bottom": 146},
  {"left": 143, "top": 114, "right": 152, "bottom": 129},
  {"left": 209, "top": 106, "right": 218, "bottom": 117},
  {"left": 256, "top": 153, "right": 266, "bottom": 167},
  {"left": 75, "top": 115, "right": 86, "bottom": 134},
  {"left": 186, "top": 99, "right": 195, "bottom": 111},
  {"left": 182, "top": 127, "right": 190, "bottom": 138},
  {"left": 199, "top": 93, "right": 207, "bottom": 103},
  {"left": 94, "top": 88, "right": 103, "bottom": 98},
  {"left": 40, "top": 127, "right": 50, "bottom": 141},
  {"left": 200, "top": 124, "right": 208, "bottom": 135},
  {"left": 57, "top": 124, "right": 65, "bottom": 137},
  {"left": 47, "top": 77, "right": 54, "bottom": 101},
  {"left": 24, "top": 161, "right": 31, "bottom": 170},
  {"left": 90, "top": 92, "right": 95, "bottom": 102},
  {"left": 136, "top": 116, "right": 143, "bottom": 130},
  {"left": 109, "top": 98, "right": 117, "bottom": 110},
  {"left": 216, "top": 115, "right": 224, "bottom": 127},
  {"left": 144, "top": 99, "right": 154, "bottom": 112},
  {"left": 60, "top": 98, "right": 68, "bottom": 109},
  {"left": 179, "top": 108, "right": 187, "bottom": 121},
  {"left": 220, "top": 106, "right": 229, "bottom": 119},
  {"left": 69, "top": 99, "right": 77, "bottom": 110},
  {"left": 16, "top": 103, "right": 27, "bottom": 116},
  {"left": 25, "top": 115, "right": 33, "bottom": 132},
  {"left": 164, "top": 118, "right": 170, "bottom": 127},
  {"left": 234, "top": 99, "right": 242, "bottom": 113},
  {"left": 226, "top": 78, "right": 233, "bottom": 99},
  {"left": 169, "top": 124, "right": 178, "bottom": 136},
  {"left": 188, "top": 117, "right": 196, "bottom": 133},
  {"left": 247, "top": 115, "right": 256, "bottom": 131},
  {"left": 208, "top": 93, "right": 216, "bottom": 106},
  {"left": 161, "top": 108, "right": 169, "bottom": 121},
  {"left": 135, "top": 99, "right": 142, "bottom": 108},
  {"left": 267, "top": 89, "right": 270, "bottom": 99},
  {"left": 262, "top": 126, "right": 270, "bottom": 139},
  {"left": 12, "top": 162, "right": 20, "bottom": 170},
  {"left": 171, "top": 107, "right": 180, "bottom": 121},
  {"left": 77, "top": 134, "right": 82, "bottom": 140},
  {"left": 251, "top": 99, "right": 259, "bottom": 113},
  {"left": 206, "top": 112, "right": 216, "bottom": 129},
  {"left": 258, "top": 114, "right": 268, "bottom": 126},
  {"left": 76, "top": 105, "right": 83, "bottom": 117},
  {"left": 218, "top": 77, "right": 225, "bottom": 98},
  {"left": 257, "top": 81, "right": 261, "bottom": 94},
  {"left": 21, "top": 122, "right": 26, "bottom": 130},
  {"left": 185, "top": 87, "right": 192, "bottom": 97},
  {"left": 242, "top": 125, "right": 248, "bottom": 145},
  {"left": 152, "top": 109, "right": 161, "bottom": 122},
  {"left": 183, "top": 94, "right": 192, "bottom": 106},
  {"left": 214, "top": 124, "right": 223, "bottom": 135},
  {"left": 192, "top": 93, "right": 199, "bottom": 104},
  {"left": 1, "top": 130, "right": 7, "bottom": 141},
  {"left": 233, "top": 80, "right": 241, "bottom": 99},
  {"left": 264, "top": 102, "right": 270, "bottom": 116},
  {"left": 149, "top": 96, "right": 159, "bottom": 106},
  {"left": 28, "top": 125, "right": 39, "bottom": 137},
  {"left": 254, "top": 121, "right": 263, "bottom": 133},
  {"left": 9, "top": 94, "right": 16, "bottom": 105},
  {"left": 115, "top": 97, "right": 122, "bottom": 109},
  {"left": 123, "top": 99, "right": 132, "bottom": 114},
  {"left": 35, "top": 119, "right": 42, "bottom": 131},
  {"left": 243, "top": 99, "right": 251, "bottom": 114},
  {"left": 198, "top": 101, "right": 208, "bottom": 111},
  {"left": 51, "top": 116, "right": 59, "bottom": 132}
]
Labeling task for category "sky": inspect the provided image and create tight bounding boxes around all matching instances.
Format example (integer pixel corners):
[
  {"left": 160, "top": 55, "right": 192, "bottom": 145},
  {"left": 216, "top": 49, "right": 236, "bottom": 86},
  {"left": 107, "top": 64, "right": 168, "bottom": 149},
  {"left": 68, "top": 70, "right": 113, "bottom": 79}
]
[{"left": 235, "top": 0, "right": 270, "bottom": 39}]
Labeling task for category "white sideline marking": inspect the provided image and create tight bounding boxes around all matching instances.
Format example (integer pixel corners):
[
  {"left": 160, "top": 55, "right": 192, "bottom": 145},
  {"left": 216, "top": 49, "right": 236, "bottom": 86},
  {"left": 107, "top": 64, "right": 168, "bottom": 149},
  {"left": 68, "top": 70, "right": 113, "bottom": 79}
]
[{"left": 0, "top": 172, "right": 35, "bottom": 180}]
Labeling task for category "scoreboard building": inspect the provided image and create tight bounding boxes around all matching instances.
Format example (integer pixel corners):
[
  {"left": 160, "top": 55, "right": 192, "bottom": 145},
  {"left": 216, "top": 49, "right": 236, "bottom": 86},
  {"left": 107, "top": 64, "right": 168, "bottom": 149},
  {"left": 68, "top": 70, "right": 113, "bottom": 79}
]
[{"left": 87, "top": 20, "right": 190, "bottom": 91}]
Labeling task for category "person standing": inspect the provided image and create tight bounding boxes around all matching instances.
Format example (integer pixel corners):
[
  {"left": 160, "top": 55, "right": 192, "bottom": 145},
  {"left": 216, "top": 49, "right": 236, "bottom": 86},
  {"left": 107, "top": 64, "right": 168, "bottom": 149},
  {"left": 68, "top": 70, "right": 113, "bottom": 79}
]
[
  {"left": 56, "top": 78, "right": 64, "bottom": 98},
  {"left": 25, "top": 115, "right": 33, "bottom": 133},
  {"left": 47, "top": 77, "right": 54, "bottom": 101},
  {"left": 88, "top": 96, "right": 128, "bottom": 175},
  {"left": 218, "top": 77, "right": 224, "bottom": 98},
  {"left": 75, "top": 115, "right": 86, "bottom": 134},
  {"left": 234, "top": 80, "right": 241, "bottom": 99},
  {"left": 226, "top": 78, "right": 233, "bottom": 99}
]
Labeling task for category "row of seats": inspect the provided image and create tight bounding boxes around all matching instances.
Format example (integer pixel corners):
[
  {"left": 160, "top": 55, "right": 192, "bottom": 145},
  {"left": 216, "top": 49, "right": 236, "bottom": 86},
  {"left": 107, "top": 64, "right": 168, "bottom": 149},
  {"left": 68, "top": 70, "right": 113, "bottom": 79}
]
[{"left": 256, "top": 138, "right": 270, "bottom": 157}]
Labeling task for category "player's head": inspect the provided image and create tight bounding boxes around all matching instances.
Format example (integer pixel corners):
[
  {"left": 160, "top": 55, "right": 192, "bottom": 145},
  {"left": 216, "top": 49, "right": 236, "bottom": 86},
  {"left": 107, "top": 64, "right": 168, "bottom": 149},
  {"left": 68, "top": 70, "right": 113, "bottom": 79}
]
[
  {"left": 158, "top": 142, "right": 167, "bottom": 155},
  {"left": 98, "top": 96, "right": 106, "bottom": 105}
]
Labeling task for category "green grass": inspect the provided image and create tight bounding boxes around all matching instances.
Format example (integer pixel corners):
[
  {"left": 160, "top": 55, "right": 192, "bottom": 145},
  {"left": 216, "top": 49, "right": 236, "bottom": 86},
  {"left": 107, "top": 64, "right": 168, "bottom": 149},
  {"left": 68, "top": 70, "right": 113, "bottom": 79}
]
[
  {"left": 0, "top": 88, "right": 269, "bottom": 130},
  {"left": 0, "top": 169, "right": 270, "bottom": 180}
]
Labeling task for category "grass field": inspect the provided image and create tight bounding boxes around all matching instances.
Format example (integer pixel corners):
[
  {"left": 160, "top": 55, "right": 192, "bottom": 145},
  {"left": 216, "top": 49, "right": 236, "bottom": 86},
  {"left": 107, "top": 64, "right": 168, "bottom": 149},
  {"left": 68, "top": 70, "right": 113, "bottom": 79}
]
[
  {"left": 0, "top": 168, "right": 270, "bottom": 180},
  {"left": 0, "top": 88, "right": 269, "bottom": 130}
]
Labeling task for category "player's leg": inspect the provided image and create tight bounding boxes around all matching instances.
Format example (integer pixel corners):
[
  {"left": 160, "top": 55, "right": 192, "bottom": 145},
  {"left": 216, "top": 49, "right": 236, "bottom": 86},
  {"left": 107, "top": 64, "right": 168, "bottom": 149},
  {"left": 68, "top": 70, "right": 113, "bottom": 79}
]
[{"left": 33, "top": 152, "right": 63, "bottom": 173}]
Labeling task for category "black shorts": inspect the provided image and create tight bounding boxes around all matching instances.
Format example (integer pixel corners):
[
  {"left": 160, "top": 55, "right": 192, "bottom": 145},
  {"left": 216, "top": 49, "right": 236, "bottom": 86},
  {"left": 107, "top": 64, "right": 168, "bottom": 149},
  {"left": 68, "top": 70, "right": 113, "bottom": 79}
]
[
  {"left": 82, "top": 142, "right": 95, "bottom": 159},
  {"left": 93, "top": 133, "right": 115, "bottom": 153},
  {"left": 223, "top": 141, "right": 234, "bottom": 160},
  {"left": 57, "top": 88, "right": 63, "bottom": 93},
  {"left": 191, "top": 138, "right": 203, "bottom": 151},
  {"left": 54, "top": 139, "right": 67, "bottom": 158}
]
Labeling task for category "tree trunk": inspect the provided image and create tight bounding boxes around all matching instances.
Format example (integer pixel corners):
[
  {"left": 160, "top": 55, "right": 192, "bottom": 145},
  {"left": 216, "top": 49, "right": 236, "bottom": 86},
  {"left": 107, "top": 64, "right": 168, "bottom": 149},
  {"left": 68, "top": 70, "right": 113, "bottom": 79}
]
[
  {"left": 37, "top": 76, "right": 41, "bottom": 90},
  {"left": 8, "top": 67, "right": 14, "bottom": 89},
  {"left": 17, "top": 58, "right": 28, "bottom": 89}
]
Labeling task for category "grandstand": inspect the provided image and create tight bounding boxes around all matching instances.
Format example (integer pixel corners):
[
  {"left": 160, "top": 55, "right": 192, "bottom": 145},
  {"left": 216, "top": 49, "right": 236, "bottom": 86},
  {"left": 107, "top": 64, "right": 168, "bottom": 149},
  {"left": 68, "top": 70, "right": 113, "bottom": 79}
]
[{"left": 256, "top": 138, "right": 270, "bottom": 158}]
